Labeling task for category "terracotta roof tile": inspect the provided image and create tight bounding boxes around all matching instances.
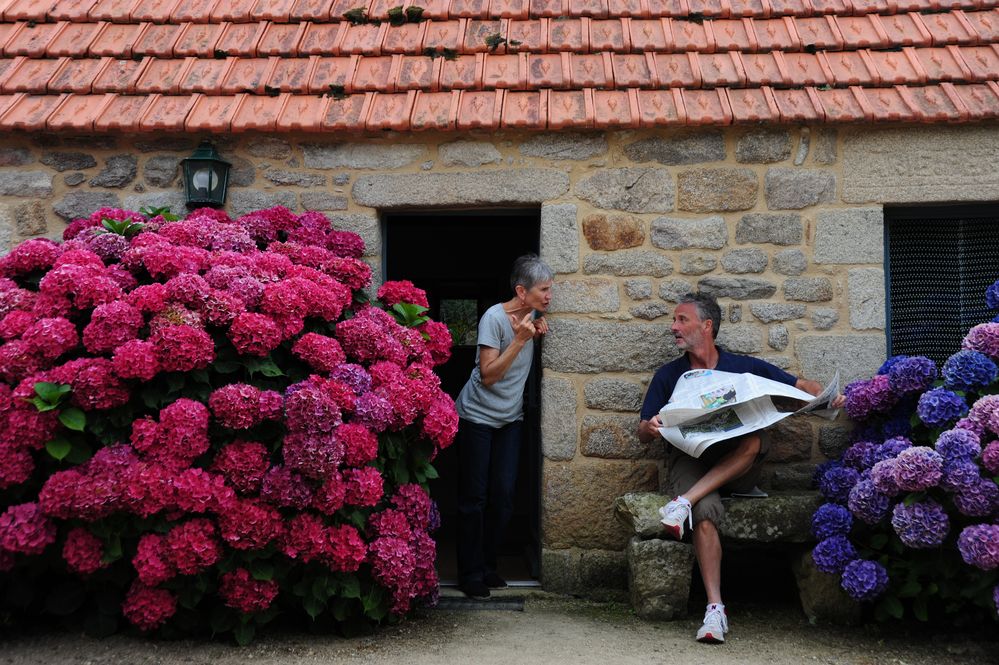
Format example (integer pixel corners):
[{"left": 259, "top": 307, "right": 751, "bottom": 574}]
[
  {"left": 712, "top": 18, "right": 758, "bottom": 51},
  {"left": 456, "top": 88, "right": 503, "bottom": 128},
  {"left": 92, "top": 57, "right": 148, "bottom": 93},
  {"left": 742, "top": 52, "right": 789, "bottom": 85},
  {"left": 483, "top": 52, "right": 526, "bottom": 87},
  {"left": 728, "top": 0, "right": 770, "bottom": 17},
  {"left": 410, "top": 89, "right": 459, "bottom": 129},
  {"left": 365, "top": 89, "right": 415, "bottom": 129},
  {"left": 44, "top": 18, "right": 92, "bottom": 55},
  {"left": 0, "top": 23, "right": 20, "bottom": 53},
  {"left": 440, "top": 53, "right": 484, "bottom": 88},
  {"left": 491, "top": 0, "right": 531, "bottom": 19},
  {"left": 257, "top": 22, "right": 307, "bottom": 56},
  {"left": 964, "top": 8, "right": 999, "bottom": 41},
  {"left": 47, "top": 93, "right": 113, "bottom": 131},
  {"left": 173, "top": 0, "right": 221, "bottom": 23},
  {"left": 611, "top": 52, "right": 655, "bottom": 86},
  {"left": 697, "top": 51, "right": 747, "bottom": 86},
  {"left": 671, "top": 18, "right": 716, "bottom": 53},
  {"left": 464, "top": 18, "right": 505, "bottom": 52},
  {"left": 957, "top": 43, "right": 999, "bottom": 79},
  {"left": 277, "top": 92, "right": 327, "bottom": 130},
  {"left": 771, "top": 85, "right": 822, "bottom": 120},
  {"left": 185, "top": 93, "right": 240, "bottom": 131},
  {"left": 132, "top": 22, "right": 183, "bottom": 57},
  {"left": 215, "top": 21, "right": 268, "bottom": 57},
  {"left": 1, "top": 57, "right": 63, "bottom": 92},
  {"left": 868, "top": 47, "right": 928, "bottom": 83},
  {"left": 173, "top": 22, "right": 225, "bottom": 57},
  {"left": 768, "top": 0, "right": 814, "bottom": 16},
  {"left": 451, "top": 0, "right": 491, "bottom": 19},
  {"left": 251, "top": 0, "right": 298, "bottom": 22},
  {"left": 47, "top": 56, "right": 107, "bottom": 92},
  {"left": 548, "top": 88, "right": 588, "bottom": 127},
  {"left": 352, "top": 54, "right": 394, "bottom": 91},
  {"left": 93, "top": 93, "right": 152, "bottom": 130},
  {"left": 423, "top": 19, "right": 465, "bottom": 51},
  {"left": 823, "top": 49, "right": 879, "bottom": 85},
  {"left": 220, "top": 56, "right": 275, "bottom": 93},
  {"left": 794, "top": 16, "right": 844, "bottom": 49},
  {"left": 919, "top": 10, "right": 979, "bottom": 44},
  {"left": 131, "top": 0, "right": 183, "bottom": 24},
  {"left": 0, "top": 53, "right": 18, "bottom": 85},
  {"left": 508, "top": 18, "right": 548, "bottom": 50},
  {"left": 527, "top": 52, "right": 568, "bottom": 86},
  {"left": 502, "top": 89, "right": 544, "bottom": 126},
  {"left": 310, "top": 55, "right": 359, "bottom": 92},
  {"left": 951, "top": 80, "right": 999, "bottom": 117},
  {"left": 4, "top": 0, "right": 56, "bottom": 22},
  {"left": 136, "top": 57, "right": 193, "bottom": 93},
  {"left": 752, "top": 17, "right": 801, "bottom": 51},
  {"left": 178, "top": 57, "right": 232, "bottom": 93},
  {"left": 880, "top": 12, "right": 933, "bottom": 46},
  {"left": 569, "top": 0, "right": 610, "bottom": 19},
  {"left": 0, "top": 92, "right": 65, "bottom": 130},
  {"left": 628, "top": 18, "right": 670, "bottom": 51},
  {"left": 416, "top": 0, "right": 452, "bottom": 20},
  {"left": 636, "top": 88, "right": 684, "bottom": 125},
  {"left": 862, "top": 85, "right": 919, "bottom": 120},
  {"left": 654, "top": 52, "right": 701, "bottom": 87},
  {"left": 382, "top": 21, "right": 428, "bottom": 54},
  {"left": 4, "top": 21, "right": 64, "bottom": 57},
  {"left": 322, "top": 90, "right": 370, "bottom": 129},
  {"left": 530, "top": 0, "right": 568, "bottom": 18},
  {"left": 592, "top": 88, "right": 639, "bottom": 127},
  {"left": 687, "top": 0, "right": 730, "bottom": 18},
  {"left": 299, "top": 23, "right": 345, "bottom": 55},
  {"left": 88, "top": 0, "right": 142, "bottom": 22},
  {"left": 814, "top": 85, "right": 873, "bottom": 121},
  {"left": 589, "top": 18, "right": 629, "bottom": 50},
  {"left": 47, "top": 0, "right": 99, "bottom": 22},
  {"left": 682, "top": 88, "right": 733, "bottom": 123},
  {"left": 212, "top": 0, "right": 258, "bottom": 23},
  {"left": 779, "top": 51, "right": 832, "bottom": 85},
  {"left": 833, "top": 15, "right": 889, "bottom": 49},
  {"left": 728, "top": 86, "right": 780, "bottom": 121},
  {"left": 232, "top": 92, "right": 284, "bottom": 130},
  {"left": 288, "top": 0, "right": 334, "bottom": 22},
  {"left": 268, "top": 56, "right": 317, "bottom": 91},
  {"left": 139, "top": 92, "right": 198, "bottom": 130},
  {"left": 914, "top": 44, "right": 972, "bottom": 80},
  {"left": 899, "top": 82, "right": 966, "bottom": 118},
  {"left": 89, "top": 21, "right": 144, "bottom": 58},
  {"left": 398, "top": 55, "right": 442, "bottom": 89},
  {"left": 548, "top": 17, "right": 587, "bottom": 51},
  {"left": 648, "top": 0, "right": 688, "bottom": 18}
]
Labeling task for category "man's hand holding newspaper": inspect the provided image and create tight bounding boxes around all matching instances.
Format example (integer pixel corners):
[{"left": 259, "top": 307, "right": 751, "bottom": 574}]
[{"left": 657, "top": 369, "right": 840, "bottom": 458}]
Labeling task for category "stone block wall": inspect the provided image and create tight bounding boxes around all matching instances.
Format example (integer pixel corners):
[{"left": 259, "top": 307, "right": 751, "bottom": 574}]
[{"left": 2, "top": 124, "right": 997, "bottom": 597}]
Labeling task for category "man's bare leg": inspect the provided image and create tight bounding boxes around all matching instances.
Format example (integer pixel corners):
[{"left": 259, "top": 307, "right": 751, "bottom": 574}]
[
  {"left": 693, "top": 519, "right": 723, "bottom": 604},
  {"left": 681, "top": 434, "right": 760, "bottom": 506}
]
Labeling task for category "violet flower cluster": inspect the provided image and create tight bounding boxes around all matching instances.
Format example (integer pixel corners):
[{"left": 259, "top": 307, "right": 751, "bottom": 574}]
[
  {"left": 811, "top": 288, "right": 999, "bottom": 617},
  {"left": 0, "top": 206, "right": 459, "bottom": 636}
]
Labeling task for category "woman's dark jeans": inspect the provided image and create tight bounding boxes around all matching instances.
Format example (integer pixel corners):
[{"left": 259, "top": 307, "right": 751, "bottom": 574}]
[{"left": 455, "top": 418, "right": 522, "bottom": 585}]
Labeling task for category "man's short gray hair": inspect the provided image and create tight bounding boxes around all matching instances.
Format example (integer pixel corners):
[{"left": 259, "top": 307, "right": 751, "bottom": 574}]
[
  {"left": 510, "top": 254, "right": 554, "bottom": 292},
  {"left": 679, "top": 292, "right": 721, "bottom": 339}
]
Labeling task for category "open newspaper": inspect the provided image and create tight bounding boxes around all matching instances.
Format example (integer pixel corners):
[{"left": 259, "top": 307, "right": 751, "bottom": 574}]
[{"left": 657, "top": 369, "right": 839, "bottom": 459}]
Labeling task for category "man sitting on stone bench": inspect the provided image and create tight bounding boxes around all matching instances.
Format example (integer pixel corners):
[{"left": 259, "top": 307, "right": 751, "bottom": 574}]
[{"left": 637, "top": 292, "right": 843, "bottom": 644}]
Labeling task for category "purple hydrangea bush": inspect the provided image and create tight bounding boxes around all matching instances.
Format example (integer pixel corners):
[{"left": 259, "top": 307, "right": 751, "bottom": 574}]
[
  {"left": 812, "top": 280, "right": 999, "bottom": 624},
  {"left": 0, "top": 206, "right": 457, "bottom": 643}
]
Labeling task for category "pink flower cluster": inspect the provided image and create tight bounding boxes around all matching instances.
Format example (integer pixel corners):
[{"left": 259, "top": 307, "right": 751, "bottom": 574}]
[{"left": 0, "top": 205, "right": 457, "bottom": 634}]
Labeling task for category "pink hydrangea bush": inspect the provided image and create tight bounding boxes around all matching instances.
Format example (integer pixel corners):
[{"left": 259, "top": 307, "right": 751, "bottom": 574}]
[
  {"left": 0, "top": 206, "right": 455, "bottom": 642},
  {"left": 811, "top": 280, "right": 999, "bottom": 625}
]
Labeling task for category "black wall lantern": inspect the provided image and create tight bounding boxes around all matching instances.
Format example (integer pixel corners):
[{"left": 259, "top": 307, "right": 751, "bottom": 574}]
[{"left": 181, "top": 141, "right": 231, "bottom": 209}]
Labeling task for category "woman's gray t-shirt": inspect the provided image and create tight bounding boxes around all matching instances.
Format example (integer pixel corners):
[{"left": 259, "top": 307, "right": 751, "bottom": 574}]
[{"left": 455, "top": 303, "right": 534, "bottom": 428}]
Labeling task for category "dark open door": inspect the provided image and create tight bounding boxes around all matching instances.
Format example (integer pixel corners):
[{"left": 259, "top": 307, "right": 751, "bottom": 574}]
[{"left": 384, "top": 209, "right": 542, "bottom": 586}]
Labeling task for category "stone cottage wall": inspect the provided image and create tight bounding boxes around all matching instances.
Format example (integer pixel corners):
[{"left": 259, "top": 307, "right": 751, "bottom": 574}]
[{"left": 2, "top": 124, "right": 997, "bottom": 599}]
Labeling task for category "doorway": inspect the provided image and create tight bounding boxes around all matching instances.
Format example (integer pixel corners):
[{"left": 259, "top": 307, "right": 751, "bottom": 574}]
[{"left": 384, "top": 209, "right": 542, "bottom": 587}]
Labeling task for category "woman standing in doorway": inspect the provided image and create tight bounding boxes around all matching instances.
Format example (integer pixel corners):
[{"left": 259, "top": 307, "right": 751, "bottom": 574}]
[{"left": 454, "top": 254, "right": 554, "bottom": 599}]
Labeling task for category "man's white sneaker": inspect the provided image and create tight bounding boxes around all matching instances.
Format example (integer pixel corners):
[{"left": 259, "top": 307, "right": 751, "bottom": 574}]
[
  {"left": 658, "top": 496, "right": 693, "bottom": 540},
  {"left": 696, "top": 604, "right": 728, "bottom": 644}
]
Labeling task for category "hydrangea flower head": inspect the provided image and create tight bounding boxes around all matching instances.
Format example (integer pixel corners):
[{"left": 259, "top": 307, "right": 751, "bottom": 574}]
[
  {"left": 812, "top": 503, "right": 853, "bottom": 539},
  {"left": 841, "top": 559, "right": 888, "bottom": 602},
  {"left": 887, "top": 356, "right": 937, "bottom": 394},
  {"left": 916, "top": 388, "right": 968, "bottom": 429},
  {"left": 963, "top": 323, "right": 999, "bottom": 359},
  {"left": 890, "top": 499, "right": 950, "bottom": 549},
  {"left": 812, "top": 535, "right": 858, "bottom": 575},
  {"left": 942, "top": 350, "right": 998, "bottom": 391},
  {"left": 893, "top": 446, "right": 943, "bottom": 492}
]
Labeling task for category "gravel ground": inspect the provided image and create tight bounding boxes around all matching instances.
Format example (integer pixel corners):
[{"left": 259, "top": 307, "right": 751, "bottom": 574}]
[{"left": 1, "top": 591, "right": 996, "bottom": 665}]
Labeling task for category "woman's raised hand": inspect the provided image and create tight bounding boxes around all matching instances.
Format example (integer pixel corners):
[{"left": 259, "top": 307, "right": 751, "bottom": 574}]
[{"left": 511, "top": 311, "right": 536, "bottom": 342}]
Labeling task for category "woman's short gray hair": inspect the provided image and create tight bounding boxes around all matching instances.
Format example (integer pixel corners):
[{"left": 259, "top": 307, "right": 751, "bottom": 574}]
[{"left": 510, "top": 254, "right": 554, "bottom": 292}]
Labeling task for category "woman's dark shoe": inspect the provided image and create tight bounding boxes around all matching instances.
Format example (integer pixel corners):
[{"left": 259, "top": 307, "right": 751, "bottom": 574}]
[
  {"left": 483, "top": 572, "right": 508, "bottom": 589},
  {"left": 459, "top": 580, "right": 490, "bottom": 599}
]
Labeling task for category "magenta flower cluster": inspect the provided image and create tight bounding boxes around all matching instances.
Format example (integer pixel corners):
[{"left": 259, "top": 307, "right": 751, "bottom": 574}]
[
  {"left": 812, "top": 283, "right": 999, "bottom": 618},
  {"left": 0, "top": 206, "right": 458, "bottom": 637}
]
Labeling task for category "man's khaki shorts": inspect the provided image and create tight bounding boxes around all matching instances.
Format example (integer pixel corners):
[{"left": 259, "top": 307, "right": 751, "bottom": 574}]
[{"left": 664, "top": 431, "right": 770, "bottom": 527}]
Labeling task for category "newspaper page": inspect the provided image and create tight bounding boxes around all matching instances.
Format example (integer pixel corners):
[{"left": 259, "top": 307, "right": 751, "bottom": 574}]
[{"left": 657, "top": 369, "right": 839, "bottom": 459}]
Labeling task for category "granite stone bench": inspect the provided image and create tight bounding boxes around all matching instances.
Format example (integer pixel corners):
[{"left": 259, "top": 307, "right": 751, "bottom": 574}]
[{"left": 614, "top": 491, "right": 859, "bottom": 624}]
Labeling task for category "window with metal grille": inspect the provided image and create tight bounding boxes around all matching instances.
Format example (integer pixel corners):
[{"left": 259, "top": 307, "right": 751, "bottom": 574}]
[{"left": 885, "top": 205, "right": 999, "bottom": 365}]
